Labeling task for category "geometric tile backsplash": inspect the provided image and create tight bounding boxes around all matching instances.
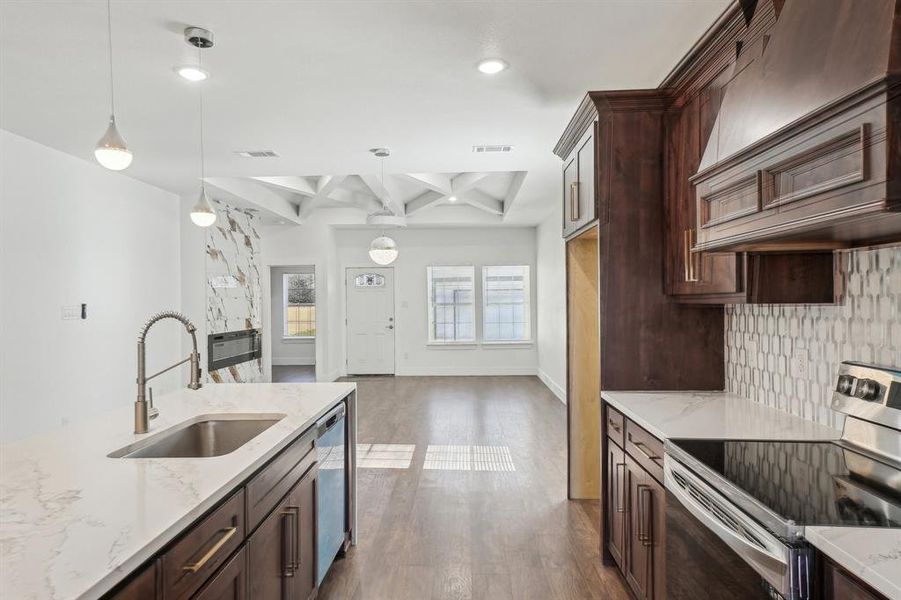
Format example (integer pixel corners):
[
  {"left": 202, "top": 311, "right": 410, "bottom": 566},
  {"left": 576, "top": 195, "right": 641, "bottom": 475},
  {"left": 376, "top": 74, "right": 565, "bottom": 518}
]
[{"left": 725, "top": 246, "right": 901, "bottom": 430}]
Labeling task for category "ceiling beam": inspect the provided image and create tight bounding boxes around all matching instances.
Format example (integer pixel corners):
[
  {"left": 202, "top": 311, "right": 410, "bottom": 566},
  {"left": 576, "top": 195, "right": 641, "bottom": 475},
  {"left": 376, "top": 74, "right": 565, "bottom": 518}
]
[
  {"left": 461, "top": 189, "right": 503, "bottom": 215},
  {"left": 359, "top": 174, "right": 406, "bottom": 216},
  {"left": 203, "top": 177, "right": 303, "bottom": 224},
  {"left": 405, "top": 190, "right": 446, "bottom": 215},
  {"left": 451, "top": 172, "right": 492, "bottom": 193},
  {"left": 298, "top": 175, "right": 347, "bottom": 220},
  {"left": 501, "top": 171, "right": 527, "bottom": 220},
  {"left": 397, "top": 173, "right": 453, "bottom": 195},
  {"left": 252, "top": 176, "right": 316, "bottom": 197}
]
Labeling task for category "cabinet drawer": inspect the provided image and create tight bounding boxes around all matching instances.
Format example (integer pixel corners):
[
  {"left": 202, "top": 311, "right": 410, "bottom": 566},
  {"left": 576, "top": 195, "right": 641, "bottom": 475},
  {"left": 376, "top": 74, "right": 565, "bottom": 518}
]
[
  {"left": 606, "top": 405, "right": 625, "bottom": 448},
  {"left": 192, "top": 546, "right": 246, "bottom": 600},
  {"left": 161, "top": 489, "right": 245, "bottom": 600},
  {"left": 625, "top": 420, "right": 664, "bottom": 484},
  {"left": 245, "top": 428, "right": 316, "bottom": 532}
]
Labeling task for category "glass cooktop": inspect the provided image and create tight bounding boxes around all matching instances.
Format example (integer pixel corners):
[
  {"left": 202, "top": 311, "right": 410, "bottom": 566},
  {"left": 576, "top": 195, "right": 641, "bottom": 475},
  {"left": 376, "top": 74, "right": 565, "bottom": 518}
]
[{"left": 670, "top": 439, "right": 901, "bottom": 528}]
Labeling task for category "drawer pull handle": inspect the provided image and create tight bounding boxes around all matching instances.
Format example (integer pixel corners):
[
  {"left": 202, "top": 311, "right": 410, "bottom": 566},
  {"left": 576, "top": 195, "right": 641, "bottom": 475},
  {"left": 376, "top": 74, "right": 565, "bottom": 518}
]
[
  {"left": 182, "top": 526, "right": 237, "bottom": 573},
  {"left": 282, "top": 507, "right": 299, "bottom": 577},
  {"left": 608, "top": 420, "right": 621, "bottom": 433},
  {"left": 632, "top": 440, "right": 663, "bottom": 466}
]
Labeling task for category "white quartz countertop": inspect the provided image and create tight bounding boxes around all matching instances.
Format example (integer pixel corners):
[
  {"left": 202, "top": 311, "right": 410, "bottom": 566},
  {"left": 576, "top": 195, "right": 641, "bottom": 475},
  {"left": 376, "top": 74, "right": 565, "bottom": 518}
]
[
  {"left": 600, "top": 390, "right": 840, "bottom": 441},
  {"left": 0, "top": 382, "right": 355, "bottom": 600},
  {"left": 602, "top": 390, "right": 901, "bottom": 599},
  {"left": 806, "top": 527, "right": 901, "bottom": 600}
]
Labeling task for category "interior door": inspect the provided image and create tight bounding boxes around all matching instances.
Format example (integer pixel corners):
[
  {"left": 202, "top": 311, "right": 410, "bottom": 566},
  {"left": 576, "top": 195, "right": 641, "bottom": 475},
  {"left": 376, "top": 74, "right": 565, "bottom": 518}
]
[{"left": 345, "top": 267, "right": 395, "bottom": 374}]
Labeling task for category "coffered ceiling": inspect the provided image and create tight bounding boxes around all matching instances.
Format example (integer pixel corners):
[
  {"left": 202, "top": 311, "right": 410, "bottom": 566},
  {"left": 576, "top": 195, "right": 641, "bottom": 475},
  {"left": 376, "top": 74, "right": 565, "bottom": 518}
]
[{"left": 0, "top": 0, "right": 730, "bottom": 226}]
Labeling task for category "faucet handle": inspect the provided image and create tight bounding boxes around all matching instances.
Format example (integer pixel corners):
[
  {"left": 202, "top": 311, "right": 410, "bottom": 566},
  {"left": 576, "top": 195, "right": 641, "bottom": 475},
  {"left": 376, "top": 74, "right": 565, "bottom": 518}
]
[{"left": 148, "top": 387, "right": 159, "bottom": 421}]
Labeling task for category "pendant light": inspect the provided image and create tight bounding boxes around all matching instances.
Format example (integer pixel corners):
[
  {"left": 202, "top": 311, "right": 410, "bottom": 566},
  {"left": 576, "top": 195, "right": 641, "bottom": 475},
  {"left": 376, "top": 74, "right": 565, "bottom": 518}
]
[
  {"left": 368, "top": 148, "right": 398, "bottom": 265},
  {"left": 94, "top": 0, "right": 132, "bottom": 171},
  {"left": 187, "top": 27, "right": 216, "bottom": 228}
]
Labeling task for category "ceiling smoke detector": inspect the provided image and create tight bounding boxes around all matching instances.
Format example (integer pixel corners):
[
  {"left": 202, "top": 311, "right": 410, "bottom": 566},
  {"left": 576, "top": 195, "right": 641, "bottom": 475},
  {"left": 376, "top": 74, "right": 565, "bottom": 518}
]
[
  {"left": 234, "top": 150, "right": 280, "bottom": 158},
  {"left": 473, "top": 145, "right": 513, "bottom": 153},
  {"left": 369, "top": 147, "right": 390, "bottom": 158},
  {"left": 184, "top": 27, "right": 214, "bottom": 49}
]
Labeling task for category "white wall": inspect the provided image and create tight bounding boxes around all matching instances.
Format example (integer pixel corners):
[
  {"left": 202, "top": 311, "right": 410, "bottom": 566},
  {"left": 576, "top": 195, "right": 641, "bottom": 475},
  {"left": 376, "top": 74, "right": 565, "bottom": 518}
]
[
  {"left": 270, "top": 265, "right": 316, "bottom": 366},
  {"left": 0, "top": 130, "right": 182, "bottom": 441},
  {"left": 535, "top": 201, "right": 567, "bottom": 402},
  {"left": 334, "top": 227, "right": 538, "bottom": 376}
]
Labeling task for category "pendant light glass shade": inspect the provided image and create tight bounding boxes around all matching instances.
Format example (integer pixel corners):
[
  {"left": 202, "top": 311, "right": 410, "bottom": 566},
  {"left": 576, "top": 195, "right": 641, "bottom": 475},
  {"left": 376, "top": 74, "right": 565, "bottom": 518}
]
[
  {"left": 94, "top": 116, "right": 132, "bottom": 171},
  {"left": 190, "top": 187, "right": 217, "bottom": 227},
  {"left": 369, "top": 235, "right": 398, "bottom": 265}
]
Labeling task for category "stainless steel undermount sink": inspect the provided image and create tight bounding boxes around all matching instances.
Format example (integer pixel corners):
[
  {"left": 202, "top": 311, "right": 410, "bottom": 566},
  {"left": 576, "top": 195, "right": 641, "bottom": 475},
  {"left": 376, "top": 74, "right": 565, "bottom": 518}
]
[{"left": 108, "top": 413, "right": 286, "bottom": 459}]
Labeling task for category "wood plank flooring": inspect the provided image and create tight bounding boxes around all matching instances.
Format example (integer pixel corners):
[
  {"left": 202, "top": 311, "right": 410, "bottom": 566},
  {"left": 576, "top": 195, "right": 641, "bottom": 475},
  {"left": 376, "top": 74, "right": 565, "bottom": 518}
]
[{"left": 319, "top": 375, "right": 632, "bottom": 600}]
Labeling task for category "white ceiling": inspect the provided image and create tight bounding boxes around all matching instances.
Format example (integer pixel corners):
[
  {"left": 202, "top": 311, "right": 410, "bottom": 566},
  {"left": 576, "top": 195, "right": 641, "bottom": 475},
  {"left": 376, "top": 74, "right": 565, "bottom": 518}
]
[{"left": 0, "top": 0, "right": 729, "bottom": 226}]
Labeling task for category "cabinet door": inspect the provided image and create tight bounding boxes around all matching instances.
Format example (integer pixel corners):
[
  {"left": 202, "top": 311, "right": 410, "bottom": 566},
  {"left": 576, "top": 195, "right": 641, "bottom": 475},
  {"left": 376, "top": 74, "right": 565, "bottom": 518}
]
[
  {"left": 624, "top": 457, "right": 665, "bottom": 600},
  {"left": 822, "top": 559, "right": 886, "bottom": 600},
  {"left": 606, "top": 441, "right": 627, "bottom": 569},
  {"left": 192, "top": 547, "right": 246, "bottom": 600},
  {"left": 248, "top": 464, "right": 318, "bottom": 600},
  {"left": 562, "top": 154, "right": 578, "bottom": 238},
  {"left": 575, "top": 125, "right": 596, "bottom": 230},
  {"left": 106, "top": 561, "right": 157, "bottom": 600},
  {"left": 289, "top": 463, "right": 318, "bottom": 600}
]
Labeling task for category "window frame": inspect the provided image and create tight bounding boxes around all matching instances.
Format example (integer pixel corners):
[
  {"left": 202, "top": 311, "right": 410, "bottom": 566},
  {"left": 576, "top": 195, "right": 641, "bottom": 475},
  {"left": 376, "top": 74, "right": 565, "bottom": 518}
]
[
  {"left": 481, "top": 265, "right": 532, "bottom": 344},
  {"left": 426, "top": 265, "right": 477, "bottom": 345},
  {"left": 282, "top": 272, "right": 316, "bottom": 339}
]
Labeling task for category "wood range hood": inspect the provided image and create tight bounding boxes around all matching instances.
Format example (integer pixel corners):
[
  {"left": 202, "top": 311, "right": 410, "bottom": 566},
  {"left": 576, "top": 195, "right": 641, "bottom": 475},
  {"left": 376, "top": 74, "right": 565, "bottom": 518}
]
[{"left": 689, "top": 0, "right": 901, "bottom": 252}]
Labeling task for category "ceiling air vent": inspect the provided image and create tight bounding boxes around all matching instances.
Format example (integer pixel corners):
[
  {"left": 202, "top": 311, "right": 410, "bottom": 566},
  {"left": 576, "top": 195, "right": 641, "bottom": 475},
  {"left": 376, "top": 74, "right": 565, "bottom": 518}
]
[
  {"left": 472, "top": 144, "right": 513, "bottom": 153},
  {"left": 234, "top": 150, "right": 280, "bottom": 158}
]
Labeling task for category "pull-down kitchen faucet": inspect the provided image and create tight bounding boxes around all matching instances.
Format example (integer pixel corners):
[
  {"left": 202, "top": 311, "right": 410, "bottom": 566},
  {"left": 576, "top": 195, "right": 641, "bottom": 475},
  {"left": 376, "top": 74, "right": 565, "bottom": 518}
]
[{"left": 135, "top": 311, "right": 202, "bottom": 434}]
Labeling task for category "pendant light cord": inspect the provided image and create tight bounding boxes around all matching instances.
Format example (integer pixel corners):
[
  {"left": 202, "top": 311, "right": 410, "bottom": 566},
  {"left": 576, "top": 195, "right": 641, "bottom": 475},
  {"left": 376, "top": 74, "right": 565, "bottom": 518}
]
[
  {"left": 198, "top": 45, "right": 206, "bottom": 188},
  {"left": 106, "top": 0, "right": 115, "bottom": 115}
]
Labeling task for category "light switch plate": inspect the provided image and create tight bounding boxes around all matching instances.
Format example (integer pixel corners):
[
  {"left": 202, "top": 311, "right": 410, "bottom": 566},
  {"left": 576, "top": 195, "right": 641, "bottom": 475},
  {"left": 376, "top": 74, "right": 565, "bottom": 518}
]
[{"left": 61, "top": 305, "right": 80, "bottom": 320}]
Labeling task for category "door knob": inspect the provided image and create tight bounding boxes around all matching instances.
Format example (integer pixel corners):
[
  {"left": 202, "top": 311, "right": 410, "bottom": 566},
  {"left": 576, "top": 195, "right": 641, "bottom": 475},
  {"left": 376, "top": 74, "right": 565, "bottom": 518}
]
[{"left": 386, "top": 325, "right": 394, "bottom": 330}]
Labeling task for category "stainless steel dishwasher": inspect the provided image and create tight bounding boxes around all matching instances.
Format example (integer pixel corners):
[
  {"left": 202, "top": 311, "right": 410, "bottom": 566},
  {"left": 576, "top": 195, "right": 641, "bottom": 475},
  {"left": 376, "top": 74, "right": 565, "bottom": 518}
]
[{"left": 316, "top": 402, "right": 347, "bottom": 585}]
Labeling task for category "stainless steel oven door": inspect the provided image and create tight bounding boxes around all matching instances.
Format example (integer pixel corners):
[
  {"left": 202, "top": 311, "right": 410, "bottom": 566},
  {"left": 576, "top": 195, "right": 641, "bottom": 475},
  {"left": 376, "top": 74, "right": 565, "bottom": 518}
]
[{"left": 664, "top": 456, "right": 812, "bottom": 600}]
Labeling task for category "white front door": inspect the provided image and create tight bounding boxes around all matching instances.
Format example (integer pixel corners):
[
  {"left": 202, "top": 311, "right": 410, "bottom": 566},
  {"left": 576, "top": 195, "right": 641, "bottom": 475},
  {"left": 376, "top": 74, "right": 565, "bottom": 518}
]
[{"left": 345, "top": 267, "right": 395, "bottom": 374}]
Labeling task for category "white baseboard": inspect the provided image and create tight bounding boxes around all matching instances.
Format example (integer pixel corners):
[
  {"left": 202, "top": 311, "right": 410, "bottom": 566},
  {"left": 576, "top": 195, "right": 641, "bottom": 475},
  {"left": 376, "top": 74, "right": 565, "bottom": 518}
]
[
  {"left": 272, "top": 358, "right": 315, "bottom": 366},
  {"left": 538, "top": 369, "right": 566, "bottom": 404},
  {"left": 318, "top": 369, "right": 342, "bottom": 382},
  {"left": 395, "top": 365, "right": 538, "bottom": 377}
]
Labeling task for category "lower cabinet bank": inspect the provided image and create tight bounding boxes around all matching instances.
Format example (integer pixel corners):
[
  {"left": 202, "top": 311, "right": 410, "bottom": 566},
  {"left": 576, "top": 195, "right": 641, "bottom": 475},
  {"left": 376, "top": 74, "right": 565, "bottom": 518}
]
[{"left": 103, "top": 411, "right": 347, "bottom": 600}]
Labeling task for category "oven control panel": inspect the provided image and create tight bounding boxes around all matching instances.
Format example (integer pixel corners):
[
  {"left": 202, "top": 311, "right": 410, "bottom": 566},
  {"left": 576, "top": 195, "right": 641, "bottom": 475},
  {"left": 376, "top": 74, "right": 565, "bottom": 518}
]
[{"left": 832, "top": 362, "right": 901, "bottom": 429}]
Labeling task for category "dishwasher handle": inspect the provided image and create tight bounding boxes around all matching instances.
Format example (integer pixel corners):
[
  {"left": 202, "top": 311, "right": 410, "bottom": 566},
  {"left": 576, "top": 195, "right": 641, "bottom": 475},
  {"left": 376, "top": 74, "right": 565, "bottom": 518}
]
[{"left": 317, "top": 402, "right": 346, "bottom": 437}]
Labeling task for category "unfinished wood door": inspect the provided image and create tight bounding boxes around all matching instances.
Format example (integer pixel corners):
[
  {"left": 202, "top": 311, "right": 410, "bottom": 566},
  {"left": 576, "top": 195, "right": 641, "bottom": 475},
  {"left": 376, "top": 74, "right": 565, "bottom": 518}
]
[{"left": 566, "top": 226, "right": 600, "bottom": 499}]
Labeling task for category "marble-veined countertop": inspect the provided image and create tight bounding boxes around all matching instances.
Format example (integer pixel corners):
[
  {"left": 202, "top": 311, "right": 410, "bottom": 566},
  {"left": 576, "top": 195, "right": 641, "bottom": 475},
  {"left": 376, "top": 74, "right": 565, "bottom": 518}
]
[
  {"left": 600, "top": 390, "right": 841, "bottom": 441},
  {"left": 601, "top": 390, "right": 900, "bottom": 599},
  {"left": 0, "top": 382, "right": 355, "bottom": 600}
]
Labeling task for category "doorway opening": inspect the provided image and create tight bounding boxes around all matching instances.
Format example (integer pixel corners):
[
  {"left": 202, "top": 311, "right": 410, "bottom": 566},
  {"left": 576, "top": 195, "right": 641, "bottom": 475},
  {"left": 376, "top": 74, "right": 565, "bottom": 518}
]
[
  {"left": 271, "top": 265, "right": 317, "bottom": 383},
  {"left": 345, "top": 267, "right": 396, "bottom": 375}
]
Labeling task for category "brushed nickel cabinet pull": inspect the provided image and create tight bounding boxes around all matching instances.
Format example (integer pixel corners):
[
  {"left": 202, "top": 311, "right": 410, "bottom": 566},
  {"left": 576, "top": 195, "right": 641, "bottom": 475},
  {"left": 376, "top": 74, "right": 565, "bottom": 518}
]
[
  {"left": 614, "top": 462, "right": 627, "bottom": 513},
  {"left": 281, "top": 507, "right": 299, "bottom": 577},
  {"left": 632, "top": 440, "right": 663, "bottom": 466},
  {"left": 570, "top": 182, "right": 580, "bottom": 221},
  {"left": 684, "top": 228, "right": 700, "bottom": 283},
  {"left": 182, "top": 526, "right": 237, "bottom": 573},
  {"left": 639, "top": 486, "right": 654, "bottom": 546}
]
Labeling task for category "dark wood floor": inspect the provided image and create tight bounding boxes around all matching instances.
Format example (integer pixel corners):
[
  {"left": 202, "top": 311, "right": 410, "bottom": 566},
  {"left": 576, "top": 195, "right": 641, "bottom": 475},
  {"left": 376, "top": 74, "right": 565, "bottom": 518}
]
[
  {"left": 319, "top": 375, "right": 631, "bottom": 600},
  {"left": 272, "top": 365, "right": 316, "bottom": 383}
]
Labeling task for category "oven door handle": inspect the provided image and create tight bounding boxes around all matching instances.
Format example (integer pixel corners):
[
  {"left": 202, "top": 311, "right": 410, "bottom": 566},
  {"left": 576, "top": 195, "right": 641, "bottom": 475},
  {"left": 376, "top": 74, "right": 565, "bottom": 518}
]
[{"left": 664, "top": 457, "right": 792, "bottom": 594}]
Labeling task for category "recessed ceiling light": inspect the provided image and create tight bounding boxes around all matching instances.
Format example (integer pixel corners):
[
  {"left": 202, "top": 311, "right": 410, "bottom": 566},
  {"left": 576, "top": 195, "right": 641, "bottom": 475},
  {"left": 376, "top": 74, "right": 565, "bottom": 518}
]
[
  {"left": 477, "top": 59, "right": 508, "bottom": 75},
  {"left": 448, "top": 196, "right": 458, "bottom": 203},
  {"left": 176, "top": 65, "right": 210, "bottom": 82}
]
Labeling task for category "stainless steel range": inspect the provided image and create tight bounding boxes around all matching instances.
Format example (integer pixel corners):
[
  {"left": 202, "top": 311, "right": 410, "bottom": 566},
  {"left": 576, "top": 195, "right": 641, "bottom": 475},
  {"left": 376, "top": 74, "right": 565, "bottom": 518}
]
[{"left": 664, "top": 361, "right": 901, "bottom": 600}]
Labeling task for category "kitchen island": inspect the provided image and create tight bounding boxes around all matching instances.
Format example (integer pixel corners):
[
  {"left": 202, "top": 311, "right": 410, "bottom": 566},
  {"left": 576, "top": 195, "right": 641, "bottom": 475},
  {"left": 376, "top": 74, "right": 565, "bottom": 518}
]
[{"left": 0, "top": 382, "right": 356, "bottom": 599}]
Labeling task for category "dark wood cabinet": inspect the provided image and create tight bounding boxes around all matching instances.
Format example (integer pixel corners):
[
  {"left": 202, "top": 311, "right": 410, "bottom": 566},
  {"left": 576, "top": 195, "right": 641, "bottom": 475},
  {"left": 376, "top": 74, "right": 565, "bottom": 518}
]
[
  {"left": 248, "top": 462, "right": 319, "bottom": 600},
  {"left": 606, "top": 440, "right": 626, "bottom": 569},
  {"left": 106, "top": 561, "right": 158, "bottom": 600},
  {"left": 561, "top": 123, "right": 598, "bottom": 238},
  {"left": 603, "top": 405, "right": 666, "bottom": 600},
  {"left": 192, "top": 547, "right": 247, "bottom": 600},
  {"left": 821, "top": 557, "right": 888, "bottom": 600},
  {"left": 623, "top": 455, "right": 665, "bottom": 600}
]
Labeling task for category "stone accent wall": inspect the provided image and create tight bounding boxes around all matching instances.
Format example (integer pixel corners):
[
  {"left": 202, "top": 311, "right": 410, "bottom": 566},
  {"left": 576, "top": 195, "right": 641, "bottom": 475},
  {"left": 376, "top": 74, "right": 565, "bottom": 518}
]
[
  {"left": 205, "top": 201, "right": 263, "bottom": 383},
  {"left": 725, "top": 246, "right": 901, "bottom": 429}
]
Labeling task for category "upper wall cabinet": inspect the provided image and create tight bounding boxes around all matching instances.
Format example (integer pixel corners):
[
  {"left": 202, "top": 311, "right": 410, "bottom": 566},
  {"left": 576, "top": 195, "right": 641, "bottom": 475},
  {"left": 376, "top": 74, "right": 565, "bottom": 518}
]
[
  {"left": 690, "top": 0, "right": 901, "bottom": 252},
  {"left": 661, "top": 0, "right": 838, "bottom": 304},
  {"left": 557, "top": 99, "right": 604, "bottom": 239}
]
